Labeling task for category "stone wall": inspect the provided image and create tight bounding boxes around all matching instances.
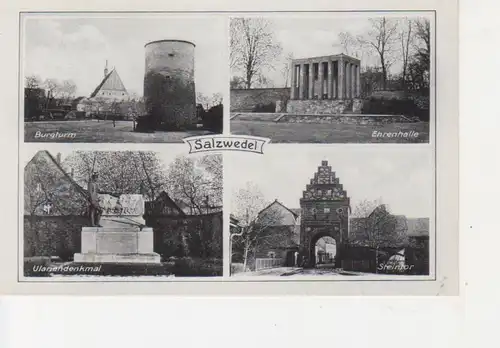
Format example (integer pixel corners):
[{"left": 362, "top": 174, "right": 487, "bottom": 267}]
[
  {"left": 230, "top": 88, "right": 290, "bottom": 112},
  {"left": 286, "top": 99, "right": 352, "bottom": 114}
]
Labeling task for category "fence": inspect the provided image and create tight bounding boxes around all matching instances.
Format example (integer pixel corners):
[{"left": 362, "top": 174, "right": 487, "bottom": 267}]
[{"left": 255, "top": 258, "right": 283, "bottom": 271}]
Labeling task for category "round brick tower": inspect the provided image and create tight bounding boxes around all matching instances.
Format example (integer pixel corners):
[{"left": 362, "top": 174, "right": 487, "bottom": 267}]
[{"left": 144, "top": 40, "right": 197, "bottom": 130}]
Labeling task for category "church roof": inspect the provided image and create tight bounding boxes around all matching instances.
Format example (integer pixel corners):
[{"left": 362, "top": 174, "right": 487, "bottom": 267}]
[{"left": 90, "top": 68, "right": 128, "bottom": 98}]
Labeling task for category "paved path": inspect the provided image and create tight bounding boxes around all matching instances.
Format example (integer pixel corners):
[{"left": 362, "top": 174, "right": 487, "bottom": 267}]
[
  {"left": 232, "top": 267, "right": 363, "bottom": 277},
  {"left": 232, "top": 267, "right": 302, "bottom": 277},
  {"left": 230, "top": 120, "right": 429, "bottom": 143},
  {"left": 25, "top": 120, "right": 213, "bottom": 143}
]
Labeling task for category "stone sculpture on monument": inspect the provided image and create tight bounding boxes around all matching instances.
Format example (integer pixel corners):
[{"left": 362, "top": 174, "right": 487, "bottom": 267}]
[{"left": 74, "top": 186, "right": 161, "bottom": 264}]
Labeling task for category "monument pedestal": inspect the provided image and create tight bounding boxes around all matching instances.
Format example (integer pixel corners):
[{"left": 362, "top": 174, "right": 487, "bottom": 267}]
[{"left": 74, "top": 226, "right": 161, "bottom": 264}]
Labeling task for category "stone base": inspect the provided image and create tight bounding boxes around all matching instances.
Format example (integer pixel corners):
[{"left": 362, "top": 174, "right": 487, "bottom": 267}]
[
  {"left": 74, "top": 252, "right": 161, "bottom": 264},
  {"left": 286, "top": 99, "right": 353, "bottom": 115},
  {"left": 75, "top": 226, "right": 160, "bottom": 264}
]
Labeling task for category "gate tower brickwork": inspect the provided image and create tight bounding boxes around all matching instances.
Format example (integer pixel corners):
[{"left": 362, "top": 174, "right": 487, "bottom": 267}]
[{"left": 299, "top": 160, "right": 350, "bottom": 268}]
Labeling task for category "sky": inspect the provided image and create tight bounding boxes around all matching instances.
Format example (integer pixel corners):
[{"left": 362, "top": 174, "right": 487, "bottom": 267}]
[
  {"left": 231, "top": 12, "right": 433, "bottom": 87},
  {"left": 227, "top": 145, "right": 434, "bottom": 218},
  {"left": 22, "top": 14, "right": 228, "bottom": 98}
]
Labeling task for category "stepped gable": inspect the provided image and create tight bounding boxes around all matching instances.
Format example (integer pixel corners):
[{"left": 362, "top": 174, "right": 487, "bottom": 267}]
[{"left": 301, "top": 160, "right": 349, "bottom": 205}]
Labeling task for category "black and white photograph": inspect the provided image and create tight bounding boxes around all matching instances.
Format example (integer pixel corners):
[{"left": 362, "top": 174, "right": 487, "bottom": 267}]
[
  {"left": 22, "top": 14, "right": 226, "bottom": 143},
  {"left": 228, "top": 147, "right": 432, "bottom": 278},
  {"left": 22, "top": 148, "right": 223, "bottom": 278},
  {"left": 229, "top": 13, "right": 432, "bottom": 143}
]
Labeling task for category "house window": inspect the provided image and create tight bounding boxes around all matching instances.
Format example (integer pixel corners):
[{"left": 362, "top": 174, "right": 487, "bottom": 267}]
[
  {"left": 327, "top": 189, "right": 332, "bottom": 195},
  {"left": 324, "top": 208, "right": 330, "bottom": 213},
  {"left": 36, "top": 183, "right": 42, "bottom": 192},
  {"left": 268, "top": 251, "right": 276, "bottom": 259}
]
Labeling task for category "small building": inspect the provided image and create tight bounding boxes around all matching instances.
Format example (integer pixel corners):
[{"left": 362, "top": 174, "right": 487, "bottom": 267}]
[
  {"left": 144, "top": 191, "right": 223, "bottom": 260},
  {"left": 24, "top": 150, "right": 90, "bottom": 259},
  {"left": 287, "top": 53, "right": 361, "bottom": 114}
]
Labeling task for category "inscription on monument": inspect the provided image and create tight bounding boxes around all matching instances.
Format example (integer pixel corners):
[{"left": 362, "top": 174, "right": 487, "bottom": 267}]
[{"left": 97, "top": 232, "right": 138, "bottom": 254}]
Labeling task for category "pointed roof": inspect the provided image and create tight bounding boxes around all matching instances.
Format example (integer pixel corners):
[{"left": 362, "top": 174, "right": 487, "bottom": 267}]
[
  {"left": 146, "top": 191, "right": 187, "bottom": 216},
  {"left": 25, "top": 150, "right": 89, "bottom": 199},
  {"left": 90, "top": 68, "right": 128, "bottom": 98},
  {"left": 259, "top": 199, "right": 299, "bottom": 219}
]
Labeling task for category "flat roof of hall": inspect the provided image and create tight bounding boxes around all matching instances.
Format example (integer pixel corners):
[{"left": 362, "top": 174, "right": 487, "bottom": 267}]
[{"left": 292, "top": 53, "right": 360, "bottom": 63}]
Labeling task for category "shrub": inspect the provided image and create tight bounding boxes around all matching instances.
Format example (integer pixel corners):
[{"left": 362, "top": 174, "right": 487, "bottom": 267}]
[
  {"left": 164, "top": 257, "right": 222, "bottom": 277},
  {"left": 252, "top": 102, "right": 276, "bottom": 113},
  {"left": 23, "top": 256, "right": 51, "bottom": 277},
  {"left": 362, "top": 91, "right": 429, "bottom": 121},
  {"left": 202, "top": 104, "right": 223, "bottom": 133}
]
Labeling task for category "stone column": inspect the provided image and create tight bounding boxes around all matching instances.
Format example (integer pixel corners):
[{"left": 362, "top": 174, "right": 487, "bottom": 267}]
[
  {"left": 351, "top": 64, "right": 356, "bottom": 99},
  {"left": 345, "top": 62, "right": 350, "bottom": 99},
  {"left": 327, "top": 61, "right": 333, "bottom": 99},
  {"left": 290, "top": 62, "right": 296, "bottom": 100},
  {"left": 318, "top": 61, "right": 324, "bottom": 100},
  {"left": 299, "top": 64, "right": 305, "bottom": 100},
  {"left": 356, "top": 64, "right": 361, "bottom": 97},
  {"left": 338, "top": 58, "right": 344, "bottom": 99},
  {"left": 332, "top": 61, "right": 337, "bottom": 99},
  {"left": 308, "top": 63, "right": 314, "bottom": 99}
]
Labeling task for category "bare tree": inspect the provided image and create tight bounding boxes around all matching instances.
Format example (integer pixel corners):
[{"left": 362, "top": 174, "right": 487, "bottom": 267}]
[
  {"left": 231, "top": 183, "right": 286, "bottom": 271},
  {"left": 281, "top": 53, "right": 294, "bottom": 88},
  {"left": 413, "top": 18, "right": 431, "bottom": 60},
  {"left": 405, "top": 18, "right": 431, "bottom": 92},
  {"left": 43, "top": 78, "right": 60, "bottom": 101},
  {"left": 25, "top": 75, "right": 41, "bottom": 89},
  {"left": 63, "top": 151, "right": 168, "bottom": 201},
  {"left": 338, "top": 31, "right": 361, "bottom": 57},
  {"left": 358, "top": 17, "right": 399, "bottom": 90},
  {"left": 230, "top": 18, "right": 282, "bottom": 89},
  {"left": 398, "top": 18, "right": 414, "bottom": 89},
  {"left": 230, "top": 76, "right": 246, "bottom": 89},
  {"left": 59, "top": 80, "right": 77, "bottom": 103},
  {"left": 350, "top": 199, "right": 409, "bottom": 270},
  {"left": 198, "top": 154, "right": 223, "bottom": 206},
  {"left": 165, "top": 155, "right": 222, "bottom": 214}
]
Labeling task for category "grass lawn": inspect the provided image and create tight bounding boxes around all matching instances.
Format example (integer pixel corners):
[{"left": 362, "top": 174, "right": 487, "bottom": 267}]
[
  {"left": 230, "top": 120, "right": 430, "bottom": 143},
  {"left": 25, "top": 120, "right": 214, "bottom": 143}
]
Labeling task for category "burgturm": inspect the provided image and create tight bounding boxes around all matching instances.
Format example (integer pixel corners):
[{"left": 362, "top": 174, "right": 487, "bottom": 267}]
[{"left": 287, "top": 53, "right": 361, "bottom": 114}]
